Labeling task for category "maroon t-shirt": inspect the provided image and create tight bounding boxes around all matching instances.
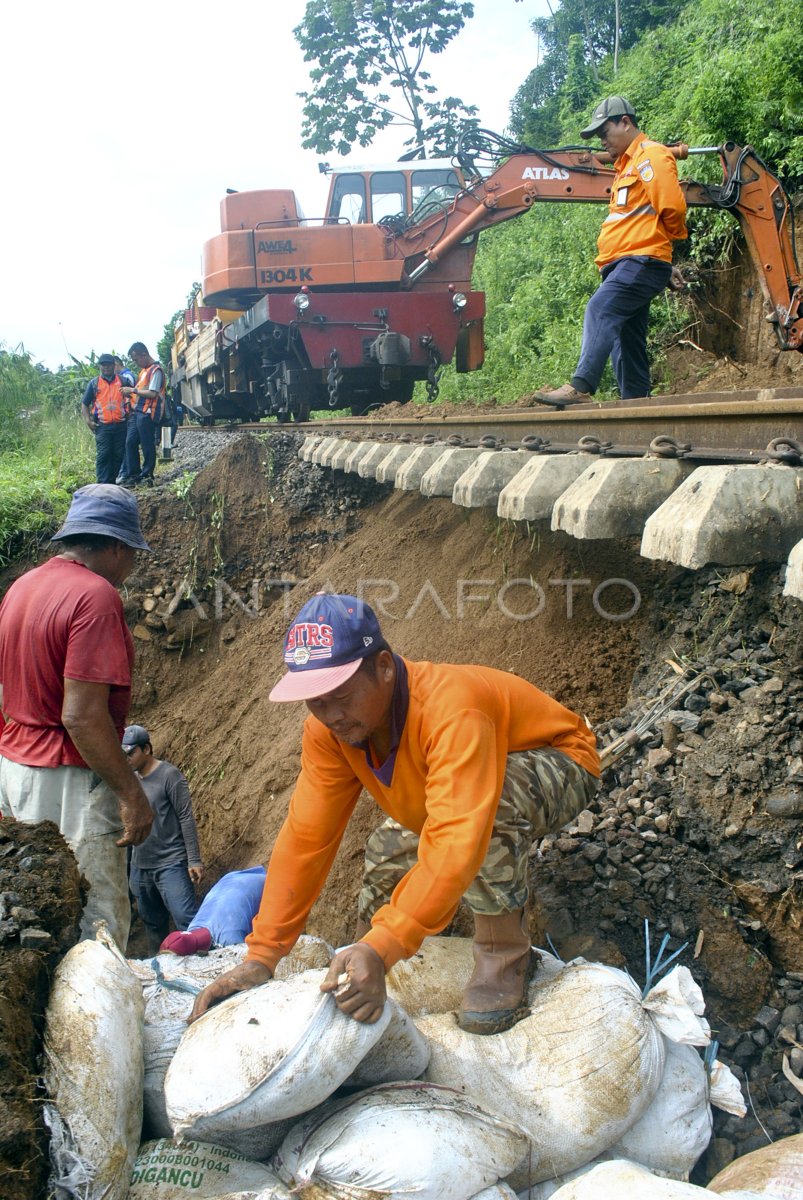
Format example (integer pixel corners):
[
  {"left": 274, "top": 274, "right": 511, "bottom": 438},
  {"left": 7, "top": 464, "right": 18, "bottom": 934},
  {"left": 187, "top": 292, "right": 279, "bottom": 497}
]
[{"left": 0, "top": 557, "right": 134, "bottom": 768}]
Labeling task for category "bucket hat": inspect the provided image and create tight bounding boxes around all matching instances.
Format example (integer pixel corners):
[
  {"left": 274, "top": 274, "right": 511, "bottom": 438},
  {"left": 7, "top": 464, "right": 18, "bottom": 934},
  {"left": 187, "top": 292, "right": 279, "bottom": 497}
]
[{"left": 51, "top": 484, "right": 151, "bottom": 551}]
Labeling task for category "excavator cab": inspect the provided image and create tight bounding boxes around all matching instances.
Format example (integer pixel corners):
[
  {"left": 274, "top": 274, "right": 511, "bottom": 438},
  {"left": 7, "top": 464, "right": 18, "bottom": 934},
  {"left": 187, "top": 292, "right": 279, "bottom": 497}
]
[{"left": 323, "top": 159, "right": 464, "bottom": 226}]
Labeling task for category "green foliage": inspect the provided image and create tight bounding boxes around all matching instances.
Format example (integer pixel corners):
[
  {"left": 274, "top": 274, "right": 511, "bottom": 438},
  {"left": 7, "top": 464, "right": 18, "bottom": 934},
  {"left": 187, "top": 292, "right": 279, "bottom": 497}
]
[
  {"left": 438, "top": 0, "right": 803, "bottom": 405},
  {"left": 0, "top": 347, "right": 94, "bottom": 562},
  {"left": 294, "top": 0, "right": 479, "bottom": 155}
]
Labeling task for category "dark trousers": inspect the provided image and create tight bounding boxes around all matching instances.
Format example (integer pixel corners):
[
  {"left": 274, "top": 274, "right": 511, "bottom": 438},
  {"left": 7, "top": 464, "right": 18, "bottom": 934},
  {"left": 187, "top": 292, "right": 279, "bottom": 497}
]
[
  {"left": 573, "top": 257, "right": 672, "bottom": 399},
  {"left": 129, "top": 862, "right": 198, "bottom": 950},
  {"left": 124, "top": 411, "right": 157, "bottom": 480},
  {"left": 94, "top": 422, "right": 128, "bottom": 484}
]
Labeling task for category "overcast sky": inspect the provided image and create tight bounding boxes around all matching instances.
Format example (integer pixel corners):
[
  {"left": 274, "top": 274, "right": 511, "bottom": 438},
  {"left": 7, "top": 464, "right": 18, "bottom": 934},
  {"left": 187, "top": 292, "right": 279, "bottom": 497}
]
[{"left": 1, "top": 1, "right": 547, "bottom": 371}]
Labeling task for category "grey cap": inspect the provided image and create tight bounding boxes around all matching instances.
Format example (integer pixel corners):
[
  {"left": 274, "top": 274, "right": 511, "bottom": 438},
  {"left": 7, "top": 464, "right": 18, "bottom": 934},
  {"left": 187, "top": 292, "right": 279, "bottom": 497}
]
[
  {"left": 123, "top": 724, "right": 150, "bottom": 748},
  {"left": 580, "top": 96, "right": 636, "bottom": 139},
  {"left": 51, "top": 484, "right": 151, "bottom": 551},
  {"left": 97, "top": 353, "right": 115, "bottom": 365}
]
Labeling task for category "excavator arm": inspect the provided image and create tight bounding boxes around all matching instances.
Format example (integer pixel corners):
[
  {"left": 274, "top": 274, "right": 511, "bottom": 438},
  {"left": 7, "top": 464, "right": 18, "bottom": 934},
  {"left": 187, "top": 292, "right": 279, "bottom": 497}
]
[{"left": 398, "top": 135, "right": 803, "bottom": 352}]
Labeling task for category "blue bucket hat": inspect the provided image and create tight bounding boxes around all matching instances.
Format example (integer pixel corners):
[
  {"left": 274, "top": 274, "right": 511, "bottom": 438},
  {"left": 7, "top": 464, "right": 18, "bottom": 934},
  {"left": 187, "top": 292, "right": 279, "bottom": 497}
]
[
  {"left": 269, "top": 592, "right": 389, "bottom": 702},
  {"left": 51, "top": 484, "right": 151, "bottom": 551}
]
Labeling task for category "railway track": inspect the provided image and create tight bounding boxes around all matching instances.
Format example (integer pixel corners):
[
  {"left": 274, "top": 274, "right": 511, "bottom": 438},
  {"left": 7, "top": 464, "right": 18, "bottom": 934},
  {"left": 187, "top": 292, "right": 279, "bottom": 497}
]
[{"left": 180, "top": 387, "right": 803, "bottom": 463}]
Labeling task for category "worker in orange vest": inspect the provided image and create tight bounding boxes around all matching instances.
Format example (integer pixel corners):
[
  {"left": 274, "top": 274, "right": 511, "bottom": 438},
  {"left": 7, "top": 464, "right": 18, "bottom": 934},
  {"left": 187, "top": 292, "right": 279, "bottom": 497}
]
[
  {"left": 120, "top": 342, "right": 165, "bottom": 487},
  {"left": 81, "top": 354, "right": 130, "bottom": 484}
]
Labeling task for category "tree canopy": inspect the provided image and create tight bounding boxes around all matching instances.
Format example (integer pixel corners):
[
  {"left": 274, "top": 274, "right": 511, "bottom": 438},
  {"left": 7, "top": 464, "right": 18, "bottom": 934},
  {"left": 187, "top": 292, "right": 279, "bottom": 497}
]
[{"left": 294, "top": 0, "right": 479, "bottom": 156}]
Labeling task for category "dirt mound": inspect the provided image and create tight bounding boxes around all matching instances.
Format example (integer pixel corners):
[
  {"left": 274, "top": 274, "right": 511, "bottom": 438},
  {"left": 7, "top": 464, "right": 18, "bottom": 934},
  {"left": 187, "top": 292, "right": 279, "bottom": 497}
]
[{"left": 0, "top": 820, "right": 83, "bottom": 1200}]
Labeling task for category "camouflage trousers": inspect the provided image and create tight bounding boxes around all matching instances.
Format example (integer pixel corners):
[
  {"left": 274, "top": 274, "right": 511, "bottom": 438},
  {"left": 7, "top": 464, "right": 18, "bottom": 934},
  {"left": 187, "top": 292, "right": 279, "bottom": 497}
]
[{"left": 358, "top": 747, "right": 598, "bottom": 919}]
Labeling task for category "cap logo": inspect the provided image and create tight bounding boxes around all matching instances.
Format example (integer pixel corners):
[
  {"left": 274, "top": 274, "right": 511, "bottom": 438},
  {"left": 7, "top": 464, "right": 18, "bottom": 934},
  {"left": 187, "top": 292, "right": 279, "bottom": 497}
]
[
  {"left": 285, "top": 620, "right": 335, "bottom": 664},
  {"left": 363, "top": 636, "right": 373, "bottom": 647}
]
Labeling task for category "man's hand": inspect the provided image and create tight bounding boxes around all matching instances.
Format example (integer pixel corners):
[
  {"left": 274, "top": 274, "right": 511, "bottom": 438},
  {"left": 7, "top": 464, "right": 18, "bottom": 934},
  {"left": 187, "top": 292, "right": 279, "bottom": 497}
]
[
  {"left": 188, "top": 960, "right": 272, "bottom": 1024},
  {"left": 669, "top": 266, "right": 687, "bottom": 292},
  {"left": 116, "top": 794, "right": 153, "bottom": 847},
  {"left": 121, "top": 386, "right": 135, "bottom": 397},
  {"left": 188, "top": 864, "right": 204, "bottom": 884},
  {"left": 320, "top": 942, "right": 387, "bottom": 1024}
]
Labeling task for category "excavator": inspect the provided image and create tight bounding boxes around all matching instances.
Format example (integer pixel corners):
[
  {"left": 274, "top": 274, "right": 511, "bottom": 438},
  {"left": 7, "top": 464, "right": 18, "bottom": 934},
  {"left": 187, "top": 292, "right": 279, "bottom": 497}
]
[{"left": 171, "top": 130, "right": 802, "bottom": 423}]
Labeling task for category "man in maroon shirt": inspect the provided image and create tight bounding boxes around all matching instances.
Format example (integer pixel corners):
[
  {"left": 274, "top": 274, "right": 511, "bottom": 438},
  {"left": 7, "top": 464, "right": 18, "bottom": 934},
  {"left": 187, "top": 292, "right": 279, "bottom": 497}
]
[{"left": 0, "top": 485, "right": 154, "bottom": 949}]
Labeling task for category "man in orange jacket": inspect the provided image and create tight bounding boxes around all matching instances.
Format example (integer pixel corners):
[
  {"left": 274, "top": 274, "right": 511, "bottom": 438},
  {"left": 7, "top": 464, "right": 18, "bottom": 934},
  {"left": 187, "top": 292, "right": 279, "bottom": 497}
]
[
  {"left": 536, "top": 96, "right": 687, "bottom": 408},
  {"left": 191, "top": 593, "right": 599, "bottom": 1035}
]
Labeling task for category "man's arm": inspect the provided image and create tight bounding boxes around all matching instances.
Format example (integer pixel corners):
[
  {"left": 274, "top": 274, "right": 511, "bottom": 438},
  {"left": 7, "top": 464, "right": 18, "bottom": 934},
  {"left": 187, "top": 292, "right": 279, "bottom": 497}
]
[
  {"left": 61, "top": 678, "right": 153, "bottom": 845},
  {"left": 647, "top": 145, "right": 688, "bottom": 242},
  {"left": 168, "top": 770, "right": 204, "bottom": 883},
  {"left": 80, "top": 379, "right": 97, "bottom": 430}
]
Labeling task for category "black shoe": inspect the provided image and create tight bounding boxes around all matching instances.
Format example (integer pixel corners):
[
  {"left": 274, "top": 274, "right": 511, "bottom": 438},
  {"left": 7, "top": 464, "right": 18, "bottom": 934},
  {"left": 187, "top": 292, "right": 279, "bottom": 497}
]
[{"left": 134, "top": 474, "right": 154, "bottom": 488}]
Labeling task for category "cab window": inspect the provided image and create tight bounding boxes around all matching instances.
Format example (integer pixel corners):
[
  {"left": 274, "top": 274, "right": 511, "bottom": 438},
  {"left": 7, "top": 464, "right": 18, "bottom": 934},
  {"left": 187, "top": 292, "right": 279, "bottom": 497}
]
[
  {"left": 411, "top": 169, "right": 461, "bottom": 218},
  {"left": 370, "top": 172, "right": 406, "bottom": 222},
  {"left": 329, "top": 174, "right": 367, "bottom": 224}
]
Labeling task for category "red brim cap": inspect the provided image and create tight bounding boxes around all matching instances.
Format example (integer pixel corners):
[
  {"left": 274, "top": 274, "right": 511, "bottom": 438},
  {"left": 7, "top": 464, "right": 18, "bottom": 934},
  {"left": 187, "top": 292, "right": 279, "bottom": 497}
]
[{"left": 269, "top": 656, "right": 363, "bottom": 702}]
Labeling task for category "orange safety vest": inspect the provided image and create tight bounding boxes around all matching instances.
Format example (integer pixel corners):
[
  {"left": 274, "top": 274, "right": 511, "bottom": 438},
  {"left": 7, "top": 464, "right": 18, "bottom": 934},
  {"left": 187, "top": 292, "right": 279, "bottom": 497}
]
[
  {"left": 132, "top": 362, "right": 165, "bottom": 419},
  {"left": 92, "top": 375, "right": 127, "bottom": 424}
]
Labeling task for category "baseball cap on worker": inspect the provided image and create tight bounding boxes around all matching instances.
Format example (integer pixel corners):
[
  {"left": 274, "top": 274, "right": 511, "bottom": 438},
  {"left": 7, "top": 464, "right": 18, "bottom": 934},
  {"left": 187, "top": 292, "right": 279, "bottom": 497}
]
[
  {"left": 51, "top": 484, "right": 151, "bottom": 551},
  {"left": 97, "top": 353, "right": 115, "bottom": 365},
  {"left": 122, "top": 724, "right": 151, "bottom": 749},
  {"left": 269, "top": 592, "right": 389, "bottom": 702},
  {"left": 580, "top": 96, "right": 636, "bottom": 139}
]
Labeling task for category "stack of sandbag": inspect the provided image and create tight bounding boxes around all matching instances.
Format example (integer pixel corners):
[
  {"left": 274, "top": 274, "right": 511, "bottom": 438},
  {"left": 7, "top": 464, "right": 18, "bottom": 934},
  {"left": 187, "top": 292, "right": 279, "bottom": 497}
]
[
  {"left": 43, "top": 925, "right": 144, "bottom": 1200},
  {"left": 129, "top": 1139, "right": 290, "bottom": 1200},
  {"left": 136, "top": 936, "right": 335, "bottom": 1139},
  {"left": 273, "top": 1082, "right": 529, "bottom": 1200},
  {"left": 419, "top": 961, "right": 712, "bottom": 1187},
  {"left": 164, "top": 968, "right": 394, "bottom": 1157}
]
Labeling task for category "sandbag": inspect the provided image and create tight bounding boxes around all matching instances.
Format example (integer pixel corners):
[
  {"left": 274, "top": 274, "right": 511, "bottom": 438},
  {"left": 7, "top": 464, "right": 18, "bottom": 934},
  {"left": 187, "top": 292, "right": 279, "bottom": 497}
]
[
  {"left": 706, "top": 1132, "right": 803, "bottom": 1197},
  {"left": 129, "top": 1138, "right": 285, "bottom": 1199},
  {"left": 386, "top": 936, "right": 565, "bottom": 1019},
  {"left": 545, "top": 1159, "right": 763, "bottom": 1198},
  {"left": 472, "top": 1187, "right": 519, "bottom": 1199},
  {"left": 140, "top": 937, "right": 334, "bottom": 1139},
  {"left": 165, "top": 968, "right": 391, "bottom": 1144},
  {"left": 43, "top": 926, "right": 144, "bottom": 1200},
  {"left": 346, "top": 998, "right": 431, "bottom": 1087},
  {"left": 611, "top": 1042, "right": 746, "bottom": 1180},
  {"left": 420, "top": 963, "right": 709, "bottom": 1184},
  {"left": 273, "top": 1082, "right": 529, "bottom": 1200}
]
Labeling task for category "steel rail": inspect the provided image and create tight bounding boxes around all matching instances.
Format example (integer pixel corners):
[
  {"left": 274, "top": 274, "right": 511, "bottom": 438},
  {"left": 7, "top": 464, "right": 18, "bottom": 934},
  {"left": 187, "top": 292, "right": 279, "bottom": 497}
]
[{"left": 178, "top": 388, "right": 803, "bottom": 459}]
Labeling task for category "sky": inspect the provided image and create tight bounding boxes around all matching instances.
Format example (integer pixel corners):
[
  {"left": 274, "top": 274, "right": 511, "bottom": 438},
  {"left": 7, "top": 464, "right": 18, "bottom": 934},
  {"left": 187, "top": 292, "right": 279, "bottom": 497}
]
[{"left": 1, "top": 1, "right": 548, "bottom": 371}]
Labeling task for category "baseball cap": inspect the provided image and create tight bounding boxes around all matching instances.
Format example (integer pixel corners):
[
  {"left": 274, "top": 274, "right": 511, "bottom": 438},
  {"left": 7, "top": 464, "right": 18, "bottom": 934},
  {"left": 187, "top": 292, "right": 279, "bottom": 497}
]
[
  {"left": 51, "top": 484, "right": 151, "bottom": 551},
  {"left": 97, "top": 353, "right": 115, "bottom": 365},
  {"left": 580, "top": 96, "right": 636, "bottom": 139},
  {"left": 122, "top": 724, "right": 151, "bottom": 749},
  {"left": 269, "top": 593, "right": 389, "bottom": 702}
]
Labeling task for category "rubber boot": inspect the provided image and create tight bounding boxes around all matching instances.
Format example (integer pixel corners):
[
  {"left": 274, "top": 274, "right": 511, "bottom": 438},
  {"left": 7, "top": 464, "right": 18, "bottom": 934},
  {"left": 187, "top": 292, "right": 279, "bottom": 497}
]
[{"left": 457, "top": 908, "right": 537, "bottom": 1035}]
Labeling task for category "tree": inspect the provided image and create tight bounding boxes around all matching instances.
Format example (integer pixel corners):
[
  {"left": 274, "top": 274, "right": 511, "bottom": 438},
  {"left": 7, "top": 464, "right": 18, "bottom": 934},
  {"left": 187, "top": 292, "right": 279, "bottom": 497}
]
[{"left": 294, "top": 0, "right": 480, "bottom": 156}]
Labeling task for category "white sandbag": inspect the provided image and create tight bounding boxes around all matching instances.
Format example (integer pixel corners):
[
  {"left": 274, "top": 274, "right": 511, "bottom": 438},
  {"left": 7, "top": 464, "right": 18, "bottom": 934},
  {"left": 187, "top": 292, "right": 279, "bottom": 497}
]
[
  {"left": 420, "top": 961, "right": 672, "bottom": 1184},
  {"left": 546, "top": 1160, "right": 739, "bottom": 1198},
  {"left": 607, "top": 1040, "right": 713, "bottom": 1179},
  {"left": 141, "top": 937, "right": 335, "bottom": 1139},
  {"left": 274, "top": 1082, "right": 529, "bottom": 1200},
  {"left": 707, "top": 1131, "right": 803, "bottom": 1197},
  {"left": 709, "top": 1060, "right": 748, "bottom": 1118},
  {"left": 165, "top": 968, "right": 391, "bottom": 1142},
  {"left": 386, "top": 936, "right": 476, "bottom": 1017},
  {"left": 386, "top": 936, "right": 564, "bottom": 1019},
  {"left": 129, "top": 1138, "right": 284, "bottom": 1199},
  {"left": 472, "top": 1186, "right": 519, "bottom": 1199},
  {"left": 346, "top": 997, "right": 431, "bottom": 1087},
  {"left": 43, "top": 926, "right": 144, "bottom": 1200}
]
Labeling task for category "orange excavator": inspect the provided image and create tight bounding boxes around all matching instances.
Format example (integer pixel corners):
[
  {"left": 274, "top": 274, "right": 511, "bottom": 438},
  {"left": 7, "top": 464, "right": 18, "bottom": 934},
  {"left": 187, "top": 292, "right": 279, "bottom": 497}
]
[{"left": 171, "top": 130, "right": 802, "bottom": 423}]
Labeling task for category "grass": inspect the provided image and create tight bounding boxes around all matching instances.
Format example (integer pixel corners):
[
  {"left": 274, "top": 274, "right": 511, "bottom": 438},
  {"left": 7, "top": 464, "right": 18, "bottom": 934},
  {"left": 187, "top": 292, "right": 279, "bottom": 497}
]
[{"left": 0, "top": 349, "right": 95, "bottom": 564}]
